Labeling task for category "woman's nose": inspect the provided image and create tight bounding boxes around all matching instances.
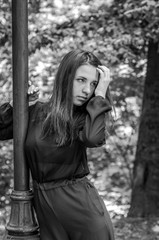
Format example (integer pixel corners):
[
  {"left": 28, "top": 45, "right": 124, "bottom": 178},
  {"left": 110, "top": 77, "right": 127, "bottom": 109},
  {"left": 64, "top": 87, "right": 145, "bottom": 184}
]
[{"left": 82, "top": 84, "right": 91, "bottom": 95}]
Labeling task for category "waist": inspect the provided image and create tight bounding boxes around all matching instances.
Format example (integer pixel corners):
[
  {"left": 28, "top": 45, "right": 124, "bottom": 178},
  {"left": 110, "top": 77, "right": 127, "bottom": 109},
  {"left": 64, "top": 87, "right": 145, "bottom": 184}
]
[{"left": 33, "top": 175, "right": 88, "bottom": 191}]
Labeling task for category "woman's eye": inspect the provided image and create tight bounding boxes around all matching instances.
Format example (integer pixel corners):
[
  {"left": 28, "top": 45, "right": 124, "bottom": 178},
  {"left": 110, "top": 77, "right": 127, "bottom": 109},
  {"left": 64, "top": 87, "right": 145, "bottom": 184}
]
[
  {"left": 91, "top": 82, "right": 98, "bottom": 87},
  {"left": 77, "top": 78, "right": 85, "bottom": 82}
]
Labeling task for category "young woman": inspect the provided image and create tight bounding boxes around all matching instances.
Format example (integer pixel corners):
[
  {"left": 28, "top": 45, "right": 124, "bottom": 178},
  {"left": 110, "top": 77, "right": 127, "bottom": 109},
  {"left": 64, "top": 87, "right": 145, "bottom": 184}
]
[{"left": 0, "top": 50, "right": 115, "bottom": 240}]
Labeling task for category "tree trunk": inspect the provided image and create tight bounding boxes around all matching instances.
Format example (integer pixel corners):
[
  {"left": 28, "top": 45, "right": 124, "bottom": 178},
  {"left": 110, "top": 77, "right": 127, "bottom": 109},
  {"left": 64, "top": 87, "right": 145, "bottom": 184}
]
[{"left": 128, "top": 40, "right": 159, "bottom": 217}]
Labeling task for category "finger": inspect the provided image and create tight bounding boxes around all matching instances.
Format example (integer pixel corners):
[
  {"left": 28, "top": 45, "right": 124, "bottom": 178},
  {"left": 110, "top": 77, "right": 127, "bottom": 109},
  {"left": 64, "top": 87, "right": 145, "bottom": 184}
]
[
  {"left": 98, "top": 65, "right": 109, "bottom": 71},
  {"left": 28, "top": 86, "right": 39, "bottom": 94},
  {"left": 98, "top": 66, "right": 111, "bottom": 80},
  {"left": 96, "top": 67, "right": 105, "bottom": 76},
  {"left": 28, "top": 80, "right": 32, "bottom": 86},
  {"left": 28, "top": 91, "right": 39, "bottom": 96},
  {"left": 34, "top": 87, "right": 39, "bottom": 92},
  {"left": 97, "top": 67, "right": 109, "bottom": 81},
  {"left": 98, "top": 65, "right": 110, "bottom": 75},
  {"left": 28, "top": 86, "right": 34, "bottom": 94}
]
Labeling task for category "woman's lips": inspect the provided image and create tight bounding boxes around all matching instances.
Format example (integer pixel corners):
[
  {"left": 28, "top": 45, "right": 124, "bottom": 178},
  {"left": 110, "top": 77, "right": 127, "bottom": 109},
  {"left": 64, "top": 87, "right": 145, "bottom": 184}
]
[{"left": 77, "top": 96, "right": 88, "bottom": 101}]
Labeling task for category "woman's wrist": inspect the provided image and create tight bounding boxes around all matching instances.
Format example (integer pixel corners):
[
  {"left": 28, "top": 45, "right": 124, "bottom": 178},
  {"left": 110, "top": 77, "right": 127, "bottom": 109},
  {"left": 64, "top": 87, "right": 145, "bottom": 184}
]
[{"left": 94, "top": 91, "right": 105, "bottom": 98}]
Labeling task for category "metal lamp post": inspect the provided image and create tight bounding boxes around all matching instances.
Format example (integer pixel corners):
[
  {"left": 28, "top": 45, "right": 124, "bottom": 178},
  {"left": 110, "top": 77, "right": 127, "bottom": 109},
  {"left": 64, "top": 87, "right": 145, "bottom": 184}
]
[{"left": 5, "top": 0, "right": 39, "bottom": 239}]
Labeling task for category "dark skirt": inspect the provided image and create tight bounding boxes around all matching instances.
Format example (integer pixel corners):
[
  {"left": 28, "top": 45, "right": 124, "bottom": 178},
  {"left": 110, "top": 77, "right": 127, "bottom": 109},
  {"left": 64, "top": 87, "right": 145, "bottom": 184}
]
[{"left": 33, "top": 177, "right": 115, "bottom": 240}]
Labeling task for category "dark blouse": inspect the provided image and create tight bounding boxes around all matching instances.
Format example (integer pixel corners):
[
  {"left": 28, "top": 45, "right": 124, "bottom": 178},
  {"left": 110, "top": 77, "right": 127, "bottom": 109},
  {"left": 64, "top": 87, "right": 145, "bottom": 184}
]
[{"left": 0, "top": 96, "right": 111, "bottom": 183}]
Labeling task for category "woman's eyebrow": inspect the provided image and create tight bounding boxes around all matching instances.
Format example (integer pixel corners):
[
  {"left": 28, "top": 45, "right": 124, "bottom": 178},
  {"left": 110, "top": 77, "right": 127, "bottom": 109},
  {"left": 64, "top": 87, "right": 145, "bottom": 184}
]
[
  {"left": 76, "top": 76, "right": 87, "bottom": 79},
  {"left": 76, "top": 76, "right": 98, "bottom": 82}
]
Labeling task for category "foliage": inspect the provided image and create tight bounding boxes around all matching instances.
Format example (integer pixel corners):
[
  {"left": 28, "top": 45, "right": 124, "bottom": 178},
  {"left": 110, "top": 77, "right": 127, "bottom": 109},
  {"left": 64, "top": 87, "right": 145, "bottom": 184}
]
[{"left": 116, "top": 0, "right": 159, "bottom": 42}]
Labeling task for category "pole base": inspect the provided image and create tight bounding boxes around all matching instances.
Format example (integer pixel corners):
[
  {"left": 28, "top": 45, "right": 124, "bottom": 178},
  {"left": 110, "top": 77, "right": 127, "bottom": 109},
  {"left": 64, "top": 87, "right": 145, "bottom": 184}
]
[
  {"left": 4, "top": 190, "right": 39, "bottom": 239},
  {"left": 4, "top": 232, "right": 40, "bottom": 240}
]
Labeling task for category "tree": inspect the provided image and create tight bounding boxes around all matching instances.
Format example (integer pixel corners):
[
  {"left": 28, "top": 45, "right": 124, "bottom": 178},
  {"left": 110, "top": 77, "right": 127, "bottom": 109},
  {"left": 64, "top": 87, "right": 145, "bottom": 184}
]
[{"left": 128, "top": 40, "right": 159, "bottom": 217}]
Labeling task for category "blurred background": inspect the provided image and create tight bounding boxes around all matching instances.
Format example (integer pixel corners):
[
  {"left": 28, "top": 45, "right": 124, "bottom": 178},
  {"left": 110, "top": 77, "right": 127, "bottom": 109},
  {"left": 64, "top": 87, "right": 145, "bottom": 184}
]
[{"left": 0, "top": 0, "right": 159, "bottom": 239}]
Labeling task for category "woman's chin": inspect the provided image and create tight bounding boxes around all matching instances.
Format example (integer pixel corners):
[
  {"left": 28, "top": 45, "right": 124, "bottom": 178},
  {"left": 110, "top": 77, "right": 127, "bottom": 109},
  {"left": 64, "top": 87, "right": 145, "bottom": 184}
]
[{"left": 73, "top": 101, "right": 84, "bottom": 106}]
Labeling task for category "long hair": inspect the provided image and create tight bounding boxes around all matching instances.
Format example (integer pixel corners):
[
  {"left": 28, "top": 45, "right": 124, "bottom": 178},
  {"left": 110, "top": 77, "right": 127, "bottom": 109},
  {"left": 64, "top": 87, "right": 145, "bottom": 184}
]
[{"left": 41, "top": 50, "right": 113, "bottom": 146}]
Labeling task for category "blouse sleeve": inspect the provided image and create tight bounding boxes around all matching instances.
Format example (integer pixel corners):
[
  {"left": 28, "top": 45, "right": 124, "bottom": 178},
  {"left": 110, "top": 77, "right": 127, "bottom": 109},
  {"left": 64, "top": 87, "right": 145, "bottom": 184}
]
[
  {"left": 0, "top": 103, "right": 13, "bottom": 140},
  {"left": 0, "top": 102, "right": 37, "bottom": 140},
  {"left": 79, "top": 96, "right": 112, "bottom": 148}
]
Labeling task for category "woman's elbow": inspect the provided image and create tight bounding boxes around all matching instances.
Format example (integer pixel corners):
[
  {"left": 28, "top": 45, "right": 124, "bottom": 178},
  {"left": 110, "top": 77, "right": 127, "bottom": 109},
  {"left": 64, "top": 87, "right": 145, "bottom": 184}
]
[
  {"left": 82, "top": 134, "right": 105, "bottom": 148},
  {"left": 0, "top": 129, "right": 13, "bottom": 140}
]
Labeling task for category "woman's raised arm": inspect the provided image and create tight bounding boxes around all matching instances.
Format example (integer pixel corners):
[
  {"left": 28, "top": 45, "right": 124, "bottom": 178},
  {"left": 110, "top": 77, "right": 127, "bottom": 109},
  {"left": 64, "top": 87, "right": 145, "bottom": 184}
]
[{"left": 79, "top": 96, "right": 112, "bottom": 148}]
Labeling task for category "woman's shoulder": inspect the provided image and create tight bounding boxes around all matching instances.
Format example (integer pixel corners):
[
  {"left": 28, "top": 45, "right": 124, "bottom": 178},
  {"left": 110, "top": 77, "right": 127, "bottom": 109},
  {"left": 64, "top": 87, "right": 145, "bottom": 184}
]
[{"left": 29, "top": 99, "right": 49, "bottom": 121}]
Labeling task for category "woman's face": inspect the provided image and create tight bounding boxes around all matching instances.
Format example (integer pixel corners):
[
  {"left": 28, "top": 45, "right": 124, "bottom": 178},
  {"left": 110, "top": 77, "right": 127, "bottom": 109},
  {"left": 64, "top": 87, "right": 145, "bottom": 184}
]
[{"left": 73, "top": 64, "right": 98, "bottom": 106}]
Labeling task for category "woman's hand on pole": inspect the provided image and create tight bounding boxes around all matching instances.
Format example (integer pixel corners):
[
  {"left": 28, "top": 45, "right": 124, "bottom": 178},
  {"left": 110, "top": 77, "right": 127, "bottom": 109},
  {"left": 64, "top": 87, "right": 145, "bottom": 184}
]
[
  {"left": 28, "top": 81, "right": 39, "bottom": 104},
  {"left": 9, "top": 81, "right": 39, "bottom": 107}
]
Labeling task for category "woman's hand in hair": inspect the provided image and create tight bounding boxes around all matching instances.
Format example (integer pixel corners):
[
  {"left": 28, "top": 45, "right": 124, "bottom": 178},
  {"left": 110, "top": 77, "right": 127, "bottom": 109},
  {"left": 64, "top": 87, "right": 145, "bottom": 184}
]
[{"left": 95, "top": 66, "right": 111, "bottom": 98}]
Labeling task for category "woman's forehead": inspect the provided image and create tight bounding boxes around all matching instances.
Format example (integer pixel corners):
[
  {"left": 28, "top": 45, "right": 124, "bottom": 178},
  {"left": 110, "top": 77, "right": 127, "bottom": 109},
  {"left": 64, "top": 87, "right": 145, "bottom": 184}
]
[{"left": 75, "top": 65, "right": 98, "bottom": 80}]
